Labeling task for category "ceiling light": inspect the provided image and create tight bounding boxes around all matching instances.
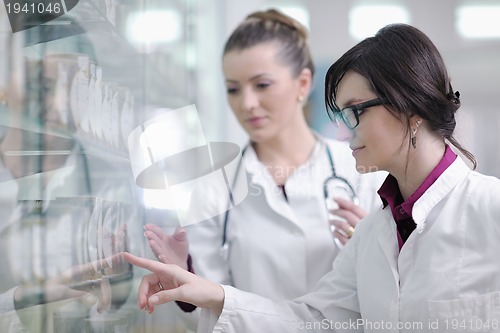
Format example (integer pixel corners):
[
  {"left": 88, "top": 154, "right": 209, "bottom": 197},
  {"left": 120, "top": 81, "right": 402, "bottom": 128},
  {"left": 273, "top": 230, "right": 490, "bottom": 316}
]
[
  {"left": 456, "top": 6, "right": 500, "bottom": 39},
  {"left": 349, "top": 5, "right": 410, "bottom": 40}
]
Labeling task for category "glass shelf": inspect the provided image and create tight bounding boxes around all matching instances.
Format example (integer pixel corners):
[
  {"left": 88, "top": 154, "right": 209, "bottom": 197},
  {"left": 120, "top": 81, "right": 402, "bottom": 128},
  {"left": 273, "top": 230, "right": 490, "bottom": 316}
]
[{"left": 0, "top": 0, "right": 214, "bottom": 332}]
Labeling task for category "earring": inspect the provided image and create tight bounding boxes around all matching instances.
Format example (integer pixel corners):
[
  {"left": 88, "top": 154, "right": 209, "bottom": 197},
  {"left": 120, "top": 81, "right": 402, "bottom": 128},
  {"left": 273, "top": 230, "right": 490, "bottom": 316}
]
[
  {"left": 297, "top": 96, "right": 304, "bottom": 102},
  {"left": 411, "top": 119, "right": 422, "bottom": 149}
]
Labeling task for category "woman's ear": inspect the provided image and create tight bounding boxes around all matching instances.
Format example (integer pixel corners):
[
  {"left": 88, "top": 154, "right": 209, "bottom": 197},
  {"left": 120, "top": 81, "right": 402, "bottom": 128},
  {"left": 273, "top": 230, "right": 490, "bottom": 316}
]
[{"left": 297, "top": 67, "right": 313, "bottom": 100}]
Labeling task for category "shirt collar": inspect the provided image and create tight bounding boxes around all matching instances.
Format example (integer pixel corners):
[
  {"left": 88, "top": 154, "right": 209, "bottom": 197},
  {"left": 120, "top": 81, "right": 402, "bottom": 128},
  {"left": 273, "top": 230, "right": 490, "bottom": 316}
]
[{"left": 378, "top": 145, "right": 457, "bottom": 221}]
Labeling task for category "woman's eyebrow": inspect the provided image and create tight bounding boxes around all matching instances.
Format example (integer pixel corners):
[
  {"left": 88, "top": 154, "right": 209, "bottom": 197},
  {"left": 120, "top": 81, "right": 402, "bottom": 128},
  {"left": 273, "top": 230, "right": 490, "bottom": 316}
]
[
  {"left": 225, "top": 73, "right": 271, "bottom": 84},
  {"left": 338, "top": 97, "right": 364, "bottom": 108}
]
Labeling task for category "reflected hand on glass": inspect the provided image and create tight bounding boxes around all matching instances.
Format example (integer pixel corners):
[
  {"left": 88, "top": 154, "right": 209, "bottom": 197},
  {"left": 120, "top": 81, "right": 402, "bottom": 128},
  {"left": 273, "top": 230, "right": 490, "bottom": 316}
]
[
  {"left": 13, "top": 254, "right": 123, "bottom": 313},
  {"left": 329, "top": 197, "right": 367, "bottom": 246},
  {"left": 143, "top": 224, "right": 189, "bottom": 270}
]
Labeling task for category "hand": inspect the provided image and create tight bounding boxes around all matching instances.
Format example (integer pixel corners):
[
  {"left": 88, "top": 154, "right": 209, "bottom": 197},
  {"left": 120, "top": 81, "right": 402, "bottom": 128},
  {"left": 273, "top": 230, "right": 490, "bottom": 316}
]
[
  {"left": 45, "top": 275, "right": 112, "bottom": 314},
  {"left": 144, "top": 224, "right": 189, "bottom": 270},
  {"left": 123, "top": 252, "right": 224, "bottom": 316},
  {"left": 49, "top": 261, "right": 113, "bottom": 313},
  {"left": 13, "top": 257, "right": 116, "bottom": 312},
  {"left": 329, "top": 197, "right": 367, "bottom": 245}
]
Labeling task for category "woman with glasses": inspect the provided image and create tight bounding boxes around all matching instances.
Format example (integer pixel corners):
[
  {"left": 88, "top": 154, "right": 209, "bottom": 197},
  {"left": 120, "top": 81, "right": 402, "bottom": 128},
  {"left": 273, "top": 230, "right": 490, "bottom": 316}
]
[
  {"left": 125, "top": 23, "right": 500, "bottom": 332},
  {"left": 141, "top": 8, "right": 384, "bottom": 330}
]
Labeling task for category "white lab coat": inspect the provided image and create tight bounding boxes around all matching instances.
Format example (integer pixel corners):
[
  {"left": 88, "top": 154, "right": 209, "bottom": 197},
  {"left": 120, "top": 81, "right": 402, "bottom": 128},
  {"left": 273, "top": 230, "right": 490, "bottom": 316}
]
[
  {"left": 198, "top": 156, "right": 500, "bottom": 333},
  {"left": 180, "top": 136, "right": 385, "bottom": 329}
]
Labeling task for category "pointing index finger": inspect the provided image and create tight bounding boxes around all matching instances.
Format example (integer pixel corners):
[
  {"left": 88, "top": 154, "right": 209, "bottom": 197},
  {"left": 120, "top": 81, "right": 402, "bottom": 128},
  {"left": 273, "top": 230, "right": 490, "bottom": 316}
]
[{"left": 123, "top": 252, "right": 164, "bottom": 273}]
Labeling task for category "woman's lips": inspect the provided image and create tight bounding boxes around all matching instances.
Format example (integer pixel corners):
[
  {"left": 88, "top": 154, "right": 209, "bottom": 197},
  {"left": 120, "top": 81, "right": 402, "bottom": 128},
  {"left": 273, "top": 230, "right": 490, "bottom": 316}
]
[
  {"left": 350, "top": 146, "right": 365, "bottom": 156},
  {"left": 247, "top": 117, "right": 267, "bottom": 127}
]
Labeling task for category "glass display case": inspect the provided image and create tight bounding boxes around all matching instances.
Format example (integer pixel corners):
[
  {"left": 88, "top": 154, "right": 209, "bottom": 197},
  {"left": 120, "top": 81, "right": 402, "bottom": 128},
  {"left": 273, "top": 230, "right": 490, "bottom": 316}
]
[{"left": 0, "top": 0, "right": 215, "bottom": 332}]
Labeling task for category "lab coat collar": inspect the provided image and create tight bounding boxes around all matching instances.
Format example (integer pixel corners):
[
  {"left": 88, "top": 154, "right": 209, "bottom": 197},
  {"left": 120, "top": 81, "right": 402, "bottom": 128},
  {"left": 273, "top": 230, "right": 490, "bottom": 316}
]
[
  {"left": 242, "top": 135, "right": 324, "bottom": 186},
  {"left": 376, "top": 157, "right": 471, "bottom": 239},
  {"left": 375, "top": 156, "right": 471, "bottom": 286},
  {"left": 241, "top": 143, "right": 296, "bottom": 225},
  {"left": 411, "top": 156, "right": 470, "bottom": 231},
  {"left": 241, "top": 137, "right": 326, "bottom": 229},
  {"left": 241, "top": 143, "right": 262, "bottom": 185}
]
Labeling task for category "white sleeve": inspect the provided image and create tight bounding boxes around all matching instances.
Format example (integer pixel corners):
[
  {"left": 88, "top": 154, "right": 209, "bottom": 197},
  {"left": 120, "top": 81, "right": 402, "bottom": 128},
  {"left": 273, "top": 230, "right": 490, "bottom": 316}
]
[
  {"left": 197, "top": 233, "right": 363, "bottom": 333},
  {"left": 176, "top": 202, "right": 234, "bottom": 330},
  {"left": 198, "top": 285, "right": 329, "bottom": 333},
  {"left": 180, "top": 198, "right": 233, "bottom": 333},
  {"left": 182, "top": 149, "right": 242, "bottom": 286},
  {"left": 185, "top": 214, "right": 232, "bottom": 285},
  {"left": 197, "top": 283, "right": 361, "bottom": 333}
]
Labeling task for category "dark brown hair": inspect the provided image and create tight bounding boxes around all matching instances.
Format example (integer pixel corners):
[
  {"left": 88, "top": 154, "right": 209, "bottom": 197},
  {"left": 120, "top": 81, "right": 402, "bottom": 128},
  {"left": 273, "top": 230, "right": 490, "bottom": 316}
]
[
  {"left": 325, "top": 23, "right": 476, "bottom": 169},
  {"left": 223, "top": 9, "right": 314, "bottom": 78}
]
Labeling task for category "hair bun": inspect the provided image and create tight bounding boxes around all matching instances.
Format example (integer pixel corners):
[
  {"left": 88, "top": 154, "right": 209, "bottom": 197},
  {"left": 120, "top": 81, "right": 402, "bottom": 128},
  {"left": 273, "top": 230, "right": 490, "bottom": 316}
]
[{"left": 246, "top": 9, "right": 308, "bottom": 41}]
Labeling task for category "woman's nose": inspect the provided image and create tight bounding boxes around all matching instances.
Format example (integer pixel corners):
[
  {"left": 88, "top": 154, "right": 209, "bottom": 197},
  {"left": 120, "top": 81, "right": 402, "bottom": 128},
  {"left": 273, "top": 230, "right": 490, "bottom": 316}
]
[
  {"left": 336, "top": 123, "right": 354, "bottom": 142},
  {"left": 240, "top": 89, "right": 259, "bottom": 111}
]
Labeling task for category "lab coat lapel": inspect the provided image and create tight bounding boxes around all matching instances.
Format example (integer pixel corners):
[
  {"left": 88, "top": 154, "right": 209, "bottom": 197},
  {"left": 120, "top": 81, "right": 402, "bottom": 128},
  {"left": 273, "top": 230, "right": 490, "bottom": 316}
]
[
  {"left": 255, "top": 173, "right": 299, "bottom": 226},
  {"left": 383, "top": 156, "right": 471, "bottom": 283},
  {"left": 411, "top": 156, "right": 470, "bottom": 228},
  {"left": 243, "top": 146, "right": 300, "bottom": 226},
  {"left": 376, "top": 208, "right": 400, "bottom": 285},
  {"left": 398, "top": 156, "right": 471, "bottom": 278}
]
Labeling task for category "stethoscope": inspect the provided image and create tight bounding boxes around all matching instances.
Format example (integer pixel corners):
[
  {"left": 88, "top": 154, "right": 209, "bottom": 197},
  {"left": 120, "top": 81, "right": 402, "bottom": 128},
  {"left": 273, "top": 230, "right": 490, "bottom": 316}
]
[{"left": 220, "top": 141, "right": 358, "bottom": 260}]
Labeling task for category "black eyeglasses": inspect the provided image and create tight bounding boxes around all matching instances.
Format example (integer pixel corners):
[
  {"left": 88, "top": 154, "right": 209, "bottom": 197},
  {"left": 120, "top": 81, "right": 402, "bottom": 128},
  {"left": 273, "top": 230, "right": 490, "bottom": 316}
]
[{"left": 332, "top": 97, "right": 390, "bottom": 129}]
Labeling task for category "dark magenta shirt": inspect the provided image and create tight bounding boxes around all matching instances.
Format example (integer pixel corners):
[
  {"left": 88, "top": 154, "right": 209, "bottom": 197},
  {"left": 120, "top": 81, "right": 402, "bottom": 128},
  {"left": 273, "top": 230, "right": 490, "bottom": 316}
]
[{"left": 377, "top": 145, "right": 457, "bottom": 250}]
